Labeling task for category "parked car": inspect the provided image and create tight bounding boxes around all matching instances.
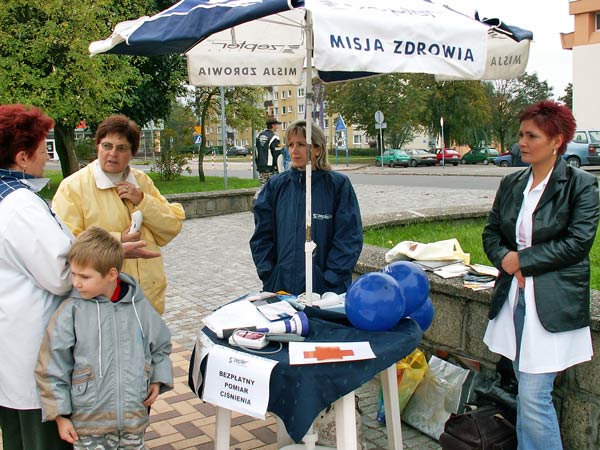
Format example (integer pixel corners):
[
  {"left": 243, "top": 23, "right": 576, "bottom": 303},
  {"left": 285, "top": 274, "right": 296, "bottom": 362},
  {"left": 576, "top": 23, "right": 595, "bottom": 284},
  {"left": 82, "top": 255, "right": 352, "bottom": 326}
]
[
  {"left": 564, "top": 130, "right": 600, "bottom": 167},
  {"left": 374, "top": 149, "right": 410, "bottom": 167},
  {"left": 494, "top": 152, "right": 529, "bottom": 167},
  {"left": 406, "top": 149, "right": 437, "bottom": 167},
  {"left": 460, "top": 147, "right": 499, "bottom": 165},
  {"left": 226, "top": 145, "right": 249, "bottom": 157},
  {"left": 435, "top": 148, "right": 460, "bottom": 166}
]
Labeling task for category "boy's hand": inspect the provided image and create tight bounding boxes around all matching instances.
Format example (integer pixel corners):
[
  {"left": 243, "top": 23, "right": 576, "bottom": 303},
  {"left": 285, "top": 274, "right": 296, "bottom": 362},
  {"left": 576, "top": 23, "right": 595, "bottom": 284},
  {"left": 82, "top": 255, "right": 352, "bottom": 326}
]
[
  {"left": 56, "top": 416, "right": 78, "bottom": 443},
  {"left": 144, "top": 383, "right": 161, "bottom": 407}
]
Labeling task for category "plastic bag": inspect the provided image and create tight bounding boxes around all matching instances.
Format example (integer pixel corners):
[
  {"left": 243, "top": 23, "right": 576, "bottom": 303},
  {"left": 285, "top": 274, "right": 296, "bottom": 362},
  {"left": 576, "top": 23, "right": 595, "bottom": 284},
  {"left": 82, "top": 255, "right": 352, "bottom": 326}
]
[
  {"left": 376, "top": 348, "right": 428, "bottom": 423},
  {"left": 385, "top": 238, "right": 470, "bottom": 265},
  {"left": 402, "top": 355, "right": 471, "bottom": 440}
]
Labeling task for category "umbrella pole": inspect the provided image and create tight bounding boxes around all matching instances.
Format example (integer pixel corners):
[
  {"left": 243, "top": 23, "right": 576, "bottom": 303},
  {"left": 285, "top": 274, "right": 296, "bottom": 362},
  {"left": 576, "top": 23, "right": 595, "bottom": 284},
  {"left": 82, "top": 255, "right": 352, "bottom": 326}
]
[{"left": 304, "top": 10, "right": 315, "bottom": 309}]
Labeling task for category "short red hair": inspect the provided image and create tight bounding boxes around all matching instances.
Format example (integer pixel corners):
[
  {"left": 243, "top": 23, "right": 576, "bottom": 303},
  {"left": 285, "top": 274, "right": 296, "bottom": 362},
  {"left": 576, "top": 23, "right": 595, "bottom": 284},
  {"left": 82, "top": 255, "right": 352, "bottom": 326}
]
[
  {"left": 0, "top": 104, "right": 54, "bottom": 169},
  {"left": 519, "top": 100, "right": 576, "bottom": 155}
]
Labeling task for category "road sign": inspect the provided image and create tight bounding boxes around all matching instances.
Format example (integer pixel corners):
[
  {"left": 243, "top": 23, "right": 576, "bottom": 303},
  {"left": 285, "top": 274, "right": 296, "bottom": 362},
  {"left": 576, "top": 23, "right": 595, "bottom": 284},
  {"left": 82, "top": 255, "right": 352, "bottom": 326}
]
[
  {"left": 375, "top": 122, "right": 387, "bottom": 129},
  {"left": 335, "top": 115, "right": 347, "bottom": 131},
  {"left": 194, "top": 135, "right": 202, "bottom": 144},
  {"left": 194, "top": 125, "right": 202, "bottom": 135},
  {"left": 374, "top": 111, "right": 384, "bottom": 124}
]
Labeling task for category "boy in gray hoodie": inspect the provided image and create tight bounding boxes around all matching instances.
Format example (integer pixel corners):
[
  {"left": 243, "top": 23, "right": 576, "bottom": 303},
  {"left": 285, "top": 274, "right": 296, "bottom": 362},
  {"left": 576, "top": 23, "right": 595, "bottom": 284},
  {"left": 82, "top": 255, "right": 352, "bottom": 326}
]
[{"left": 35, "top": 226, "right": 173, "bottom": 449}]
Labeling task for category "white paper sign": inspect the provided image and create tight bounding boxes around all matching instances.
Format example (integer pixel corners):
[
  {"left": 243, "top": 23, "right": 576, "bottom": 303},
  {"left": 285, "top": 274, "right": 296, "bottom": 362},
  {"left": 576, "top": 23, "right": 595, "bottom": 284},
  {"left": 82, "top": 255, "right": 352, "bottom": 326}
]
[
  {"left": 288, "top": 341, "right": 376, "bottom": 365},
  {"left": 202, "top": 345, "right": 278, "bottom": 419}
]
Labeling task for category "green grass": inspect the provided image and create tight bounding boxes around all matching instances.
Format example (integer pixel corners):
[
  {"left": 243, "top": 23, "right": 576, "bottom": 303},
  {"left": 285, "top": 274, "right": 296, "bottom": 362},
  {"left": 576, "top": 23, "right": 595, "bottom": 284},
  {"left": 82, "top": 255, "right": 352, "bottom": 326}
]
[
  {"left": 40, "top": 170, "right": 259, "bottom": 199},
  {"left": 364, "top": 218, "right": 600, "bottom": 290}
]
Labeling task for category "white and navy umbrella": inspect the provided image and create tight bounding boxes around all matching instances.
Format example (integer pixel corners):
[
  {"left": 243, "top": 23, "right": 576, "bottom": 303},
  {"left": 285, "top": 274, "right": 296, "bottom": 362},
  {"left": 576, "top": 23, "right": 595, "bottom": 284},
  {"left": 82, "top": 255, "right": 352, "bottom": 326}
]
[{"left": 90, "top": 0, "right": 532, "bottom": 305}]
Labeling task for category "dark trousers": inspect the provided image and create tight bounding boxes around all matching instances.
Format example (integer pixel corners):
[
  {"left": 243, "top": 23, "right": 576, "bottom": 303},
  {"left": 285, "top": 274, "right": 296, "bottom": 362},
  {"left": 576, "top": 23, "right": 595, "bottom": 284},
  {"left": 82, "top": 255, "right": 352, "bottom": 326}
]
[{"left": 0, "top": 406, "right": 72, "bottom": 450}]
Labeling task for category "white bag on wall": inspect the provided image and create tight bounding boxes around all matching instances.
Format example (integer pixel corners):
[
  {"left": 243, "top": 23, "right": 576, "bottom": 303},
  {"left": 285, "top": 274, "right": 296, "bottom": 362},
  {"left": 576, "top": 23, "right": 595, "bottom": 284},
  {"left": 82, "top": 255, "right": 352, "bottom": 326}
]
[{"left": 384, "top": 238, "right": 470, "bottom": 265}]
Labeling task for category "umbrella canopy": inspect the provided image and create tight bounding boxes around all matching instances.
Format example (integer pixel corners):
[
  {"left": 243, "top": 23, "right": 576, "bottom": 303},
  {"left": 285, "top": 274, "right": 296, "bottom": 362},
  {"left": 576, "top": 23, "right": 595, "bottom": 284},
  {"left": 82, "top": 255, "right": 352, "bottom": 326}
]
[
  {"left": 90, "top": 0, "right": 533, "bottom": 86},
  {"left": 89, "top": 0, "right": 533, "bottom": 304}
]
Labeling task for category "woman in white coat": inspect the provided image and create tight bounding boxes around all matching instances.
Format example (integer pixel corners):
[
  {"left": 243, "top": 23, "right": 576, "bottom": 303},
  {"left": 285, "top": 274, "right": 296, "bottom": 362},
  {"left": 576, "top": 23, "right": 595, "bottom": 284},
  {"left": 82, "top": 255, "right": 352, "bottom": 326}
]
[{"left": 0, "top": 104, "right": 74, "bottom": 449}]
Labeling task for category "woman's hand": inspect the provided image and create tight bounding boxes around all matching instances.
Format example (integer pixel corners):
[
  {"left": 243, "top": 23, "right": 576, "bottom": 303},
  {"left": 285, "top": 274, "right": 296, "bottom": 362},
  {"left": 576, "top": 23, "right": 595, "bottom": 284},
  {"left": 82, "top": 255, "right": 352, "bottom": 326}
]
[
  {"left": 515, "top": 270, "right": 525, "bottom": 289},
  {"left": 116, "top": 182, "right": 144, "bottom": 206},
  {"left": 123, "top": 241, "right": 160, "bottom": 259},
  {"left": 501, "top": 251, "right": 521, "bottom": 275},
  {"left": 121, "top": 227, "right": 142, "bottom": 243}
]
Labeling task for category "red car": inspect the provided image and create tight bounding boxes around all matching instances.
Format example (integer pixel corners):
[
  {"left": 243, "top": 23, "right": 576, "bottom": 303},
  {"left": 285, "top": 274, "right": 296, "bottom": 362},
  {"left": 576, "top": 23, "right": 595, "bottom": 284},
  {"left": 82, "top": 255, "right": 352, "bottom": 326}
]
[{"left": 435, "top": 148, "right": 460, "bottom": 166}]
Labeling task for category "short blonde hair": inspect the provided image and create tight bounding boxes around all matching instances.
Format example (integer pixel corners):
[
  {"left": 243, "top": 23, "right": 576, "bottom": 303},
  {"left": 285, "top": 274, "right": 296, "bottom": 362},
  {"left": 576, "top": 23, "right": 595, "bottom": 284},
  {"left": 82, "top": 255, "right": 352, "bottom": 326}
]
[
  {"left": 68, "top": 227, "right": 123, "bottom": 276},
  {"left": 286, "top": 120, "right": 331, "bottom": 171}
]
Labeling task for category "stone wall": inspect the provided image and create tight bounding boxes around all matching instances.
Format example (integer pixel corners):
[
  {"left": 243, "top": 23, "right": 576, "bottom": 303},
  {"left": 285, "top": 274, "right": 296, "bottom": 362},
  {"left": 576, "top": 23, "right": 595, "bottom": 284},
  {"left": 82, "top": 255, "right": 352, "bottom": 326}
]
[
  {"left": 165, "top": 188, "right": 258, "bottom": 219},
  {"left": 357, "top": 242, "right": 600, "bottom": 450}
]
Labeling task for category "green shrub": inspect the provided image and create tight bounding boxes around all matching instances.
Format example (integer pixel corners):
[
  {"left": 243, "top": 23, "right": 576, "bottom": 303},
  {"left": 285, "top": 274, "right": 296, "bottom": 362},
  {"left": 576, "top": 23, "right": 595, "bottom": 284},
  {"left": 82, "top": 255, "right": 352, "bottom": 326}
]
[
  {"left": 150, "top": 147, "right": 191, "bottom": 181},
  {"left": 74, "top": 138, "right": 96, "bottom": 167}
]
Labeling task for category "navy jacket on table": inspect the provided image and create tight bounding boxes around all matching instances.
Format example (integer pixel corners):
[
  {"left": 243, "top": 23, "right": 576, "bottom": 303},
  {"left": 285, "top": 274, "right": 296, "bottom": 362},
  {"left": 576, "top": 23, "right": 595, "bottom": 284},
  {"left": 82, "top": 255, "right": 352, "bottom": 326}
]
[{"left": 250, "top": 167, "right": 363, "bottom": 295}]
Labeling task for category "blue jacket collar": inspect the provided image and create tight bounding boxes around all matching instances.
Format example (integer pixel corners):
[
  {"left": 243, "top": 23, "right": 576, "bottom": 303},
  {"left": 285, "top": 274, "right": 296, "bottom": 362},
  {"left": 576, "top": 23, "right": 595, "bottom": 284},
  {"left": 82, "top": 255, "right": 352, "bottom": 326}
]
[{"left": 0, "top": 169, "right": 32, "bottom": 200}]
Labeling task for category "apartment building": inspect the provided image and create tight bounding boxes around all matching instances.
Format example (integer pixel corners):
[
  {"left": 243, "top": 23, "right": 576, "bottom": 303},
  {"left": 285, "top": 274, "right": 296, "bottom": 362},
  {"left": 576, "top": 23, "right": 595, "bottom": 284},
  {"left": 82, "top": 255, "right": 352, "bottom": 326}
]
[
  {"left": 203, "top": 80, "right": 370, "bottom": 151},
  {"left": 561, "top": 0, "right": 600, "bottom": 129}
]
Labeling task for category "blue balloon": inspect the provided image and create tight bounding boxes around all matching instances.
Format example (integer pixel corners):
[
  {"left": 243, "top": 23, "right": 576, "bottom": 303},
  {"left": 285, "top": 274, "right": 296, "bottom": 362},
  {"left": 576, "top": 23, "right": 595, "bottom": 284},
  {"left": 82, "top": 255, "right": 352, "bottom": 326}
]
[
  {"left": 409, "top": 297, "right": 435, "bottom": 332},
  {"left": 382, "top": 261, "right": 430, "bottom": 316},
  {"left": 345, "top": 272, "right": 406, "bottom": 331}
]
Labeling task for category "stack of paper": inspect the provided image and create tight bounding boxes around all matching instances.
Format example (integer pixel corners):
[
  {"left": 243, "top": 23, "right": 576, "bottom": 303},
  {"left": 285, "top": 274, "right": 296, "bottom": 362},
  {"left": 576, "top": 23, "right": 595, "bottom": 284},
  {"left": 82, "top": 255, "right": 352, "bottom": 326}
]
[{"left": 434, "top": 263, "right": 469, "bottom": 279}]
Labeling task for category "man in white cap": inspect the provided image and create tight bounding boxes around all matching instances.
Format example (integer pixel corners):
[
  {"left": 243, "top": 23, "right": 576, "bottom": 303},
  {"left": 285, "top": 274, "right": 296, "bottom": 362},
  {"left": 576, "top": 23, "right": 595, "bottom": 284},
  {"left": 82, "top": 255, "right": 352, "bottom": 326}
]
[{"left": 255, "top": 116, "right": 281, "bottom": 185}]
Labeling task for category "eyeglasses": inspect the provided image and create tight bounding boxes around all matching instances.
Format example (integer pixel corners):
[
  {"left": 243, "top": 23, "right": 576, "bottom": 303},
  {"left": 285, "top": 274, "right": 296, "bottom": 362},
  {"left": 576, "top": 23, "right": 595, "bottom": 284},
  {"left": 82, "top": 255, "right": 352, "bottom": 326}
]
[{"left": 100, "top": 142, "right": 131, "bottom": 153}]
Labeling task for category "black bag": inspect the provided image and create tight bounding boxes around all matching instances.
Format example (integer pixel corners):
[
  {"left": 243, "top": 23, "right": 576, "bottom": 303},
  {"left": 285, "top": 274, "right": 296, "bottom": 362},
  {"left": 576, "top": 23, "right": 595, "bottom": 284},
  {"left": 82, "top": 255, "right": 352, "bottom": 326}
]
[{"left": 439, "top": 405, "right": 517, "bottom": 450}]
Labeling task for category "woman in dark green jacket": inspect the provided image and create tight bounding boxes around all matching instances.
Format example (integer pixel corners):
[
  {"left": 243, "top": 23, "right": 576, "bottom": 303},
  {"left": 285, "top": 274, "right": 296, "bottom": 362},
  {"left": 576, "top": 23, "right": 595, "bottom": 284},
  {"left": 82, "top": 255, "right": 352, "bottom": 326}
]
[{"left": 482, "top": 100, "right": 599, "bottom": 450}]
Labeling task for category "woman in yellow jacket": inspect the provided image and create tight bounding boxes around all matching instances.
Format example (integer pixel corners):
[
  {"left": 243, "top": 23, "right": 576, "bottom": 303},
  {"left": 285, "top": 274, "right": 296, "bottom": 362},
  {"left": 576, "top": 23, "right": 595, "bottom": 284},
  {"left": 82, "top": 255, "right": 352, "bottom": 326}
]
[{"left": 52, "top": 114, "right": 184, "bottom": 314}]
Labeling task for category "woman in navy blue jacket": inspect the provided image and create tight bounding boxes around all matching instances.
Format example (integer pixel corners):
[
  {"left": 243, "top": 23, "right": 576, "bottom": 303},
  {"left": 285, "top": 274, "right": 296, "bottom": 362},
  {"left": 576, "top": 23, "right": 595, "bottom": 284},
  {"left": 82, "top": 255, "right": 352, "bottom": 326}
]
[{"left": 250, "top": 120, "right": 363, "bottom": 295}]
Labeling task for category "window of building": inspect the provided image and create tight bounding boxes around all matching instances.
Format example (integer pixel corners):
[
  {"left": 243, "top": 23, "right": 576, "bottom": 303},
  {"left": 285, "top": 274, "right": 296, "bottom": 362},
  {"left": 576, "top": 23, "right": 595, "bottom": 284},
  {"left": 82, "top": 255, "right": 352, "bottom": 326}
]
[
  {"left": 281, "top": 91, "right": 287, "bottom": 99},
  {"left": 596, "top": 12, "right": 600, "bottom": 31},
  {"left": 353, "top": 134, "right": 362, "bottom": 145},
  {"left": 298, "top": 104, "right": 305, "bottom": 114},
  {"left": 282, "top": 122, "right": 287, "bottom": 131},
  {"left": 217, "top": 127, "right": 222, "bottom": 134},
  {"left": 298, "top": 88, "right": 305, "bottom": 97},
  {"left": 274, "top": 107, "right": 279, "bottom": 115},
  {"left": 324, "top": 119, "right": 329, "bottom": 129},
  {"left": 273, "top": 92, "right": 278, "bottom": 100},
  {"left": 288, "top": 90, "right": 292, "bottom": 97},
  {"left": 282, "top": 106, "right": 287, "bottom": 114}
]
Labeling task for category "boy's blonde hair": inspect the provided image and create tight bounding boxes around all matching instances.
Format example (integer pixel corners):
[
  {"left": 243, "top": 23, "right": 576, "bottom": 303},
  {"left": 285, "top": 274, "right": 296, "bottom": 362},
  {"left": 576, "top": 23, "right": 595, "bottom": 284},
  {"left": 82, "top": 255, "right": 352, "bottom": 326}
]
[{"left": 68, "top": 227, "right": 123, "bottom": 276}]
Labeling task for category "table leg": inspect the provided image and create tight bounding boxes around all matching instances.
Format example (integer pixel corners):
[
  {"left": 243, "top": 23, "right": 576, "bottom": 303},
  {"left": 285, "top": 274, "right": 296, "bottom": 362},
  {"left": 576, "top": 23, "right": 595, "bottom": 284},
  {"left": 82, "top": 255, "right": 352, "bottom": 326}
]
[
  {"left": 334, "top": 391, "right": 357, "bottom": 450},
  {"left": 215, "top": 406, "right": 231, "bottom": 450},
  {"left": 381, "top": 365, "right": 403, "bottom": 450}
]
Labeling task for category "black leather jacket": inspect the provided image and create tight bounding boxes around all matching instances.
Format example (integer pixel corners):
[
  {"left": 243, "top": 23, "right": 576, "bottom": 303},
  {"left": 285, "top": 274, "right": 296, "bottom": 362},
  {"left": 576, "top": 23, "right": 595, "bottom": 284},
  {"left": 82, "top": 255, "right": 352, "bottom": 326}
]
[{"left": 483, "top": 158, "right": 599, "bottom": 332}]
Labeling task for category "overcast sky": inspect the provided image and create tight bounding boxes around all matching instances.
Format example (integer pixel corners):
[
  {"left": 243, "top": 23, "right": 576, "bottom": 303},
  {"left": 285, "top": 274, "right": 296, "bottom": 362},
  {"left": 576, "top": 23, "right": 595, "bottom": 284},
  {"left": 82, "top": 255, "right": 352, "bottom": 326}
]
[{"left": 444, "top": 0, "right": 573, "bottom": 97}]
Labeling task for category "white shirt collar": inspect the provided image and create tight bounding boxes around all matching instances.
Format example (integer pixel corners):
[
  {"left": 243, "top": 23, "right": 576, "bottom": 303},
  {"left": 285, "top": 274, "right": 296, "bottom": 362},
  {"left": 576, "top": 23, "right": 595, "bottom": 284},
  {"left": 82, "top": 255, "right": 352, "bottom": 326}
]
[{"left": 92, "top": 160, "right": 138, "bottom": 190}]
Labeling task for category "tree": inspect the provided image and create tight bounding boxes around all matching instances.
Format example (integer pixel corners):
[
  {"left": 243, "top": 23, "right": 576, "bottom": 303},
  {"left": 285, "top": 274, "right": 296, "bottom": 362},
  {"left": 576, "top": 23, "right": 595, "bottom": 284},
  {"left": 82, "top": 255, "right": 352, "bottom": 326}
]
[
  {"left": 559, "top": 83, "right": 573, "bottom": 110},
  {"left": 424, "top": 80, "right": 491, "bottom": 150},
  {"left": 325, "top": 74, "right": 432, "bottom": 150},
  {"left": 486, "top": 72, "right": 552, "bottom": 152},
  {"left": 188, "top": 86, "right": 265, "bottom": 182},
  {"left": 0, "top": 0, "right": 185, "bottom": 176}
]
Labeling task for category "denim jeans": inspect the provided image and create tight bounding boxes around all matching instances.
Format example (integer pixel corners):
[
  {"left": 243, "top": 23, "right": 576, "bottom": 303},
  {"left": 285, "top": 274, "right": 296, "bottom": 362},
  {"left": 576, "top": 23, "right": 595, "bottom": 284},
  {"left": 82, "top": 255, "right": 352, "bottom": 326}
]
[{"left": 513, "top": 289, "right": 562, "bottom": 450}]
